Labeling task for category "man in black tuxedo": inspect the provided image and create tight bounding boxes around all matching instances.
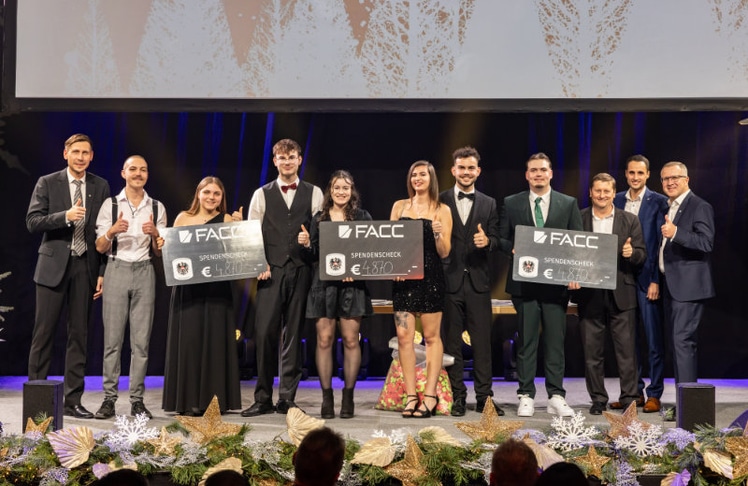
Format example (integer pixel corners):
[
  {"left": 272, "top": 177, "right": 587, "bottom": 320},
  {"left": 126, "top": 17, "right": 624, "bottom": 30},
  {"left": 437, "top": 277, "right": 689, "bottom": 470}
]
[
  {"left": 498, "top": 152, "right": 582, "bottom": 417},
  {"left": 659, "top": 161, "right": 715, "bottom": 388},
  {"left": 242, "top": 139, "right": 323, "bottom": 417},
  {"left": 575, "top": 173, "right": 646, "bottom": 415},
  {"left": 439, "top": 146, "right": 503, "bottom": 416},
  {"left": 26, "top": 133, "right": 111, "bottom": 418}
]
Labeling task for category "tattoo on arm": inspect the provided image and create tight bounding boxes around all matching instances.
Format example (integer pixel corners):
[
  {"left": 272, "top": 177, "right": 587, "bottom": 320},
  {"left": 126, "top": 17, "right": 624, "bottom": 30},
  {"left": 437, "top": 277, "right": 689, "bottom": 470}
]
[{"left": 394, "top": 312, "right": 409, "bottom": 329}]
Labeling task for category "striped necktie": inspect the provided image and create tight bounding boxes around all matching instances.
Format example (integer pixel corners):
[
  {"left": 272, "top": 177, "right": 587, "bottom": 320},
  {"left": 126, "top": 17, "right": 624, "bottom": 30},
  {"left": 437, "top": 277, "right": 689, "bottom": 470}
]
[{"left": 72, "top": 180, "right": 86, "bottom": 256}]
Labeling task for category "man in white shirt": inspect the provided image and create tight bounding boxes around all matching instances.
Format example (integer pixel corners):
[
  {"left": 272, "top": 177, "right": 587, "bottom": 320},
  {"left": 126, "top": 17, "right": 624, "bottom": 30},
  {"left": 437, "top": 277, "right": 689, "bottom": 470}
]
[
  {"left": 242, "top": 139, "right": 323, "bottom": 417},
  {"left": 94, "top": 155, "right": 166, "bottom": 419},
  {"left": 612, "top": 155, "right": 669, "bottom": 413},
  {"left": 575, "top": 173, "right": 646, "bottom": 415}
]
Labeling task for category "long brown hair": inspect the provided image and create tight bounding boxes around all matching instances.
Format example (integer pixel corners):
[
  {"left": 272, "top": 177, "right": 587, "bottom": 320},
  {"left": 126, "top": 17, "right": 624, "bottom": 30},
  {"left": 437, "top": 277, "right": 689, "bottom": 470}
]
[
  {"left": 185, "top": 176, "right": 228, "bottom": 216},
  {"left": 407, "top": 160, "right": 440, "bottom": 212},
  {"left": 318, "top": 170, "right": 361, "bottom": 222}
]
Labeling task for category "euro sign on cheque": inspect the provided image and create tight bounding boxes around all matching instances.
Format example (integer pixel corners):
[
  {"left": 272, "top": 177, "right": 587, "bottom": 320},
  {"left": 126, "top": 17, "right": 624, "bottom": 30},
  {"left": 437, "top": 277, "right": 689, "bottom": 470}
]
[
  {"left": 318, "top": 220, "right": 423, "bottom": 280},
  {"left": 512, "top": 225, "right": 618, "bottom": 289},
  {"left": 160, "top": 220, "right": 267, "bottom": 286}
]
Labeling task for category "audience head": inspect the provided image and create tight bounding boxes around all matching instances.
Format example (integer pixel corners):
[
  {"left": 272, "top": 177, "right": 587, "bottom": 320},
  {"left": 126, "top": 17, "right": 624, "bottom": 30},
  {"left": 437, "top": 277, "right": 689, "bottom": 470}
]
[
  {"left": 535, "top": 462, "right": 588, "bottom": 486},
  {"left": 204, "top": 469, "right": 247, "bottom": 486},
  {"left": 91, "top": 469, "right": 149, "bottom": 486},
  {"left": 186, "top": 176, "right": 228, "bottom": 216},
  {"left": 293, "top": 427, "right": 345, "bottom": 486},
  {"left": 490, "top": 439, "right": 539, "bottom": 486}
]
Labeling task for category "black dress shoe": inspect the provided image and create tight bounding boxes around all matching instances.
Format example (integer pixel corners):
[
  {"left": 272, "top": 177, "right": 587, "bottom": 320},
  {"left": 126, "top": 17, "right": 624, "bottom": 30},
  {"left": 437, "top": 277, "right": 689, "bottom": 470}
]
[
  {"left": 276, "top": 399, "right": 302, "bottom": 414},
  {"left": 241, "top": 401, "right": 275, "bottom": 417},
  {"left": 589, "top": 401, "right": 606, "bottom": 415},
  {"left": 476, "top": 397, "right": 505, "bottom": 416},
  {"left": 94, "top": 399, "right": 116, "bottom": 419},
  {"left": 451, "top": 398, "right": 466, "bottom": 417},
  {"left": 64, "top": 404, "right": 94, "bottom": 419},
  {"left": 131, "top": 401, "right": 153, "bottom": 419}
]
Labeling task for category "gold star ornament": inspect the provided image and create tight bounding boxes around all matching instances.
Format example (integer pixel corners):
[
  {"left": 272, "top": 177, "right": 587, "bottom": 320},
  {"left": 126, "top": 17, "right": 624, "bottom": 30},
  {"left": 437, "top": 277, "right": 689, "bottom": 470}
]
[
  {"left": 385, "top": 435, "right": 434, "bottom": 486},
  {"left": 455, "top": 398, "right": 524, "bottom": 441},
  {"left": 24, "top": 416, "right": 53, "bottom": 434},
  {"left": 176, "top": 395, "right": 243, "bottom": 444},
  {"left": 147, "top": 427, "right": 181, "bottom": 456},
  {"left": 725, "top": 435, "right": 748, "bottom": 479},
  {"left": 574, "top": 445, "right": 610, "bottom": 479},
  {"left": 603, "top": 401, "right": 650, "bottom": 439}
]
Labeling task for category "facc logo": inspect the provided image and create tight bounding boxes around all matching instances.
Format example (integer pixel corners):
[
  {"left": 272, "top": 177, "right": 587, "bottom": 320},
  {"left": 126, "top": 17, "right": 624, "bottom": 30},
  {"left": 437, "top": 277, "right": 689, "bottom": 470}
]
[
  {"left": 334, "top": 223, "right": 406, "bottom": 239},
  {"left": 178, "top": 230, "right": 193, "bottom": 243},
  {"left": 534, "top": 230, "right": 599, "bottom": 249},
  {"left": 339, "top": 225, "right": 353, "bottom": 238}
]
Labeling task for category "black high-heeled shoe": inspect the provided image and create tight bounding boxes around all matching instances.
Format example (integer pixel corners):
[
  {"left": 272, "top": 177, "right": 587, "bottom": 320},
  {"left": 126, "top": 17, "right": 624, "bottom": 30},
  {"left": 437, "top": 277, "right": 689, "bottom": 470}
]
[
  {"left": 402, "top": 394, "right": 420, "bottom": 418},
  {"left": 414, "top": 394, "right": 438, "bottom": 418}
]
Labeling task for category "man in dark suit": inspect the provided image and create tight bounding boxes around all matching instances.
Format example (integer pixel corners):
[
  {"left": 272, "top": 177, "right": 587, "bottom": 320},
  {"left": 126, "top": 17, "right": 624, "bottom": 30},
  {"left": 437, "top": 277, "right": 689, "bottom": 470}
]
[
  {"left": 498, "top": 152, "right": 583, "bottom": 417},
  {"left": 242, "top": 139, "right": 323, "bottom": 417},
  {"left": 439, "top": 146, "right": 503, "bottom": 416},
  {"left": 613, "top": 155, "right": 669, "bottom": 413},
  {"left": 659, "top": 161, "right": 715, "bottom": 388},
  {"left": 26, "top": 133, "right": 111, "bottom": 418},
  {"left": 576, "top": 173, "right": 646, "bottom": 415}
]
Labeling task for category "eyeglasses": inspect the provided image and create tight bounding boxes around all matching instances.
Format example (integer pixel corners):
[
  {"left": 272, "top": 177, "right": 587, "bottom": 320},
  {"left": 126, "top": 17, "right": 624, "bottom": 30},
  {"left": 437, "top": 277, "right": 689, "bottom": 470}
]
[
  {"left": 661, "top": 175, "right": 687, "bottom": 183},
  {"left": 276, "top": 155, "right": 299, "bottom": 162}
]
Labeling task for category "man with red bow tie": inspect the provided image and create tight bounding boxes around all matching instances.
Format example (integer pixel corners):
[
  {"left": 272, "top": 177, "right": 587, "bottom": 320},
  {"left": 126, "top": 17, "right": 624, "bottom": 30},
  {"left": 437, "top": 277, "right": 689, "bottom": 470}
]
[{"left": 242, "top": 139, "right": 323, "bottom": 417}]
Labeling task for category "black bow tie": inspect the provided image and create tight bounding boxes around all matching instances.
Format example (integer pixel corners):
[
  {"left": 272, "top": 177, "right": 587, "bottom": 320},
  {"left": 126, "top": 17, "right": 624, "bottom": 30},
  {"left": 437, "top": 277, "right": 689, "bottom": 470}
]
[
  {"left": 458, "top": 192, "right": 475, "bottom": 200},
  {"left": 281, "top": 183, "right": 298, "bottom": 193}
]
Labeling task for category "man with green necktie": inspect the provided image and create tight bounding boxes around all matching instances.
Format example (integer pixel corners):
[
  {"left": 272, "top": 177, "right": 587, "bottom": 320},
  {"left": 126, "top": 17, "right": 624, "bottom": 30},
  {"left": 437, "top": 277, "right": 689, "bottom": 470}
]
[{"left": 498, "top": 152, "right": 583, "bottom": 418}]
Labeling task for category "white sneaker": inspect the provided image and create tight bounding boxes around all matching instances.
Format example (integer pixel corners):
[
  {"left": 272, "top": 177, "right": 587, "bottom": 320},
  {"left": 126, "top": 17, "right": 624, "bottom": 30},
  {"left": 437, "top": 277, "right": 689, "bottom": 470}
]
[
  {"left": 547, "top": 395, "right": 574, "bottom": 417},
  {"left": 517, "top": 395, "right": 535, "bottom": 417}
]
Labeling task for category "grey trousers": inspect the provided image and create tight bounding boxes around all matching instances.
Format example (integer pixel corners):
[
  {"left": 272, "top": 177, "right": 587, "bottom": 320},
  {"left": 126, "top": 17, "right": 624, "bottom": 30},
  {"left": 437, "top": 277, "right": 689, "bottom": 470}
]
[{"left": 102, "top": 259, "right": 155, "bottom": 402}]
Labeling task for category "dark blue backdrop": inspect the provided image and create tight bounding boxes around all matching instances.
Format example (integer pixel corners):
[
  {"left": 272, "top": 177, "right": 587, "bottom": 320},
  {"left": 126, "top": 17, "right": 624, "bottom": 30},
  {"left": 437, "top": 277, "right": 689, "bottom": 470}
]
[{"left": 1, "top": 110, "right": 746, "bottom": 379}]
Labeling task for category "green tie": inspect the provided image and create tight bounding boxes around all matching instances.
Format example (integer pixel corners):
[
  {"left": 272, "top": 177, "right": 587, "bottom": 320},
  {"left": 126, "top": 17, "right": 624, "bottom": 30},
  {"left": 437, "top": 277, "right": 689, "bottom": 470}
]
[{"left": 534, "top": 197, "right": 544, "bottom": 228}]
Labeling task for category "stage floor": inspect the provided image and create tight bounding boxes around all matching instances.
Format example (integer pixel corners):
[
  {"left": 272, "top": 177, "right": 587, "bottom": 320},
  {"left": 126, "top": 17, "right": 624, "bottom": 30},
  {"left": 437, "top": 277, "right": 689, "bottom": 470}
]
[{"left": 2, "top": 376, "right": 746, "bottom": 441}]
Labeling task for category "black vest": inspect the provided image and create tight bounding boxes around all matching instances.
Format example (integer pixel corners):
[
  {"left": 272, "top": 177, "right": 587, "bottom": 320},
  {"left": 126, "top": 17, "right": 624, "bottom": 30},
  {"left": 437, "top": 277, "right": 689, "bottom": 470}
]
[{"left": 262, "top": 181, "right": 314, "bottom": 267}]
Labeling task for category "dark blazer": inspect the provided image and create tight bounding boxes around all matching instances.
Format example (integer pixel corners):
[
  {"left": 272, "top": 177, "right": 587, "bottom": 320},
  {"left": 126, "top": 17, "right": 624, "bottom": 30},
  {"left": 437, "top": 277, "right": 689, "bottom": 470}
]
[
  {"left": 575, "top": 208, "right": 647, "bottom": 312},
  {"left": 614, "top": 188, "right": 668, "bottom": 291},
  {"left": 498, "top": 189, "right": 583, "bottom": 298},
  {"left": 439, "top": 188, "right": 499, "bottom": 293},
  {"left": 661, "top": 191, "right": 715, "bottom": 302},
  {"left": 26, "top": 168, "right": 110, "bottom": 288}
]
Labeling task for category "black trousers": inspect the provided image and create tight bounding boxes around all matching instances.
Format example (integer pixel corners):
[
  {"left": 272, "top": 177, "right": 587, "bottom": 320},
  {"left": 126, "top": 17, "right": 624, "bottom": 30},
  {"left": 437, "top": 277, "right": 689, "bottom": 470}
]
[
  {"left": 28, "top": 256, "right": 93, "bottom": 406},
  {"left": 442, "top": 273, "right": 494, "bottom": 401},
  {"left": 252, "top": 262, "right": 312, "bottom": 404}
]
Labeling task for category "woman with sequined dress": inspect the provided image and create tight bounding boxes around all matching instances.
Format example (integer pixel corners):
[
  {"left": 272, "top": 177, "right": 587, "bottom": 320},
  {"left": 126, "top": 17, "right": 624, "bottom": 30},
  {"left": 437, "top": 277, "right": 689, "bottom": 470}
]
[{"left": 389, "top": 160, "right": 453, "bottom": 418}]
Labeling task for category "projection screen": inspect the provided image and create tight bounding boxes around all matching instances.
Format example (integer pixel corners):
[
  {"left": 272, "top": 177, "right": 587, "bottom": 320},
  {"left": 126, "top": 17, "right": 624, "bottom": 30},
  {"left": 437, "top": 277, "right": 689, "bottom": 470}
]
[{"left": 4, "top": 0, "right": 748, "bottom": 112}]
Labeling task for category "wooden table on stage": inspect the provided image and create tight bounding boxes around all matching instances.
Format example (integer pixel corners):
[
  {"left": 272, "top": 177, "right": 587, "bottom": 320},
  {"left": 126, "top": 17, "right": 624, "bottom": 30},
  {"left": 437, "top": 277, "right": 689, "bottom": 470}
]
[{"left": 372, "top": 299, "right": 577, "bottom": 315}]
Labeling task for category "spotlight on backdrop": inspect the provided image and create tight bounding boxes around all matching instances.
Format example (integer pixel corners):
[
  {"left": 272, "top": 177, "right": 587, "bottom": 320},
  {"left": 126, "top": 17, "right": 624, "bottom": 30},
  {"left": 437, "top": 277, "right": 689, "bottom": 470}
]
[{"left": 739, "top": 118, "right": 748, "bottom": 126}]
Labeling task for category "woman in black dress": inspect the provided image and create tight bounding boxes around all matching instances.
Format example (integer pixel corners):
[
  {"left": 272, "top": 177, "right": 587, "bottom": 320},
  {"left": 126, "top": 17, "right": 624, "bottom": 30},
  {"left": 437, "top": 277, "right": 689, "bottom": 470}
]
[
  {"left": 389, "top": 161, "right": 452, "bottom": 417},
  {"left": 162, "top": 176, "right": 243, "bottom": 415},
  {"left": 301, "top": 170, "right": 373, "bottom": 419}
]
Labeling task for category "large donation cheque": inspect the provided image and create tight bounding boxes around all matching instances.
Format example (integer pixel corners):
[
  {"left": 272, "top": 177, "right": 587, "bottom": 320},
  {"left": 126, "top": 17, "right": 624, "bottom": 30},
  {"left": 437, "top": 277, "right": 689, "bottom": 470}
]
[
  {"left": 512, "top": 225, "right": 618, "bottom": 290},
  {"left": 160, "top": 220, "right": 267, "bottom": 286},
  {"left": 318, "top": 220, "right": 424, "bottom": 280}
]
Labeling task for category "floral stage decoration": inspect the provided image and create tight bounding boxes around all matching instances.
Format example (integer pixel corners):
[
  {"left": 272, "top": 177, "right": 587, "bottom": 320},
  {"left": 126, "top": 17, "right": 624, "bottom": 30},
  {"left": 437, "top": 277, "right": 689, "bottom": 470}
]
[{"left": 1, "top": 399, "right": 748, "bottom": 485}]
